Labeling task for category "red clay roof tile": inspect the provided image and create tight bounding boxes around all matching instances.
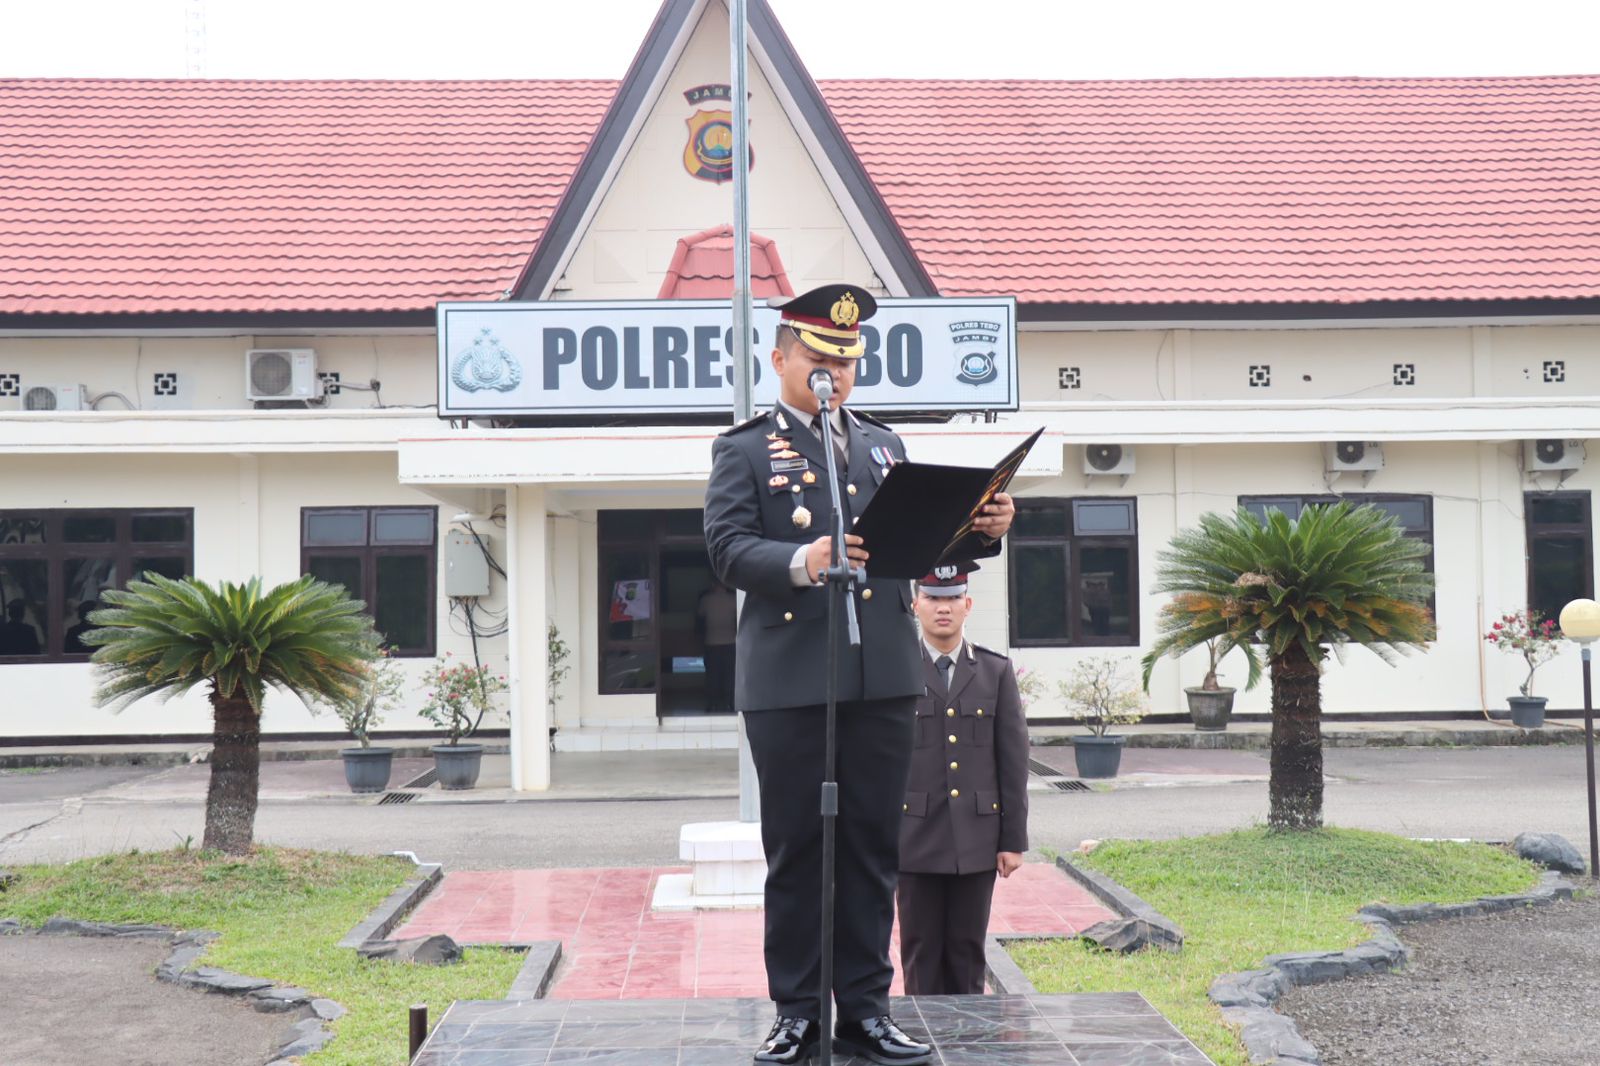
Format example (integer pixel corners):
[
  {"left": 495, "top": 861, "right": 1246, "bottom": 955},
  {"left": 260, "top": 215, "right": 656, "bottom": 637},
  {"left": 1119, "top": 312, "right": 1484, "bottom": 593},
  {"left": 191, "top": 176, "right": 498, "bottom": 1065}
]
[{"left": 3, "top": 75, "right": 1599, "bottom": 314}]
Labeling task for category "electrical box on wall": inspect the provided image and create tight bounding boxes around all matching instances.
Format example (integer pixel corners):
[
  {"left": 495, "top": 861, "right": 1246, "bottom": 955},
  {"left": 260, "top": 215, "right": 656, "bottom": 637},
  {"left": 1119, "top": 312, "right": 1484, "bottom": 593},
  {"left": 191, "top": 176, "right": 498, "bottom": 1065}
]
[{"left": 445, "top": 531, "right": 492, "bottom": 598}]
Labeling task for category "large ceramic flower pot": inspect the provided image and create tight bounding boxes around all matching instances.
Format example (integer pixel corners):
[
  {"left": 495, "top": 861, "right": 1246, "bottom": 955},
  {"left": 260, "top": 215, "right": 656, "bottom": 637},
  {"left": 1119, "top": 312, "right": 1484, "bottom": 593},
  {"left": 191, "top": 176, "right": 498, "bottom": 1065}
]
[
  {"left": 1073, "top": 735, "right": 1126, "bottom": 779},
  {"left": 1508, "top": 696, "right": 1547, "bottom": 729},
  {"left": 431, "top": 743, "right": 485, "bottom": 790},
  {"left": 1185, "top": 687, "right": 1236, "bottom": 731},
  {"left": 341, "top": 747, "right": 395, "bottom": 793}
]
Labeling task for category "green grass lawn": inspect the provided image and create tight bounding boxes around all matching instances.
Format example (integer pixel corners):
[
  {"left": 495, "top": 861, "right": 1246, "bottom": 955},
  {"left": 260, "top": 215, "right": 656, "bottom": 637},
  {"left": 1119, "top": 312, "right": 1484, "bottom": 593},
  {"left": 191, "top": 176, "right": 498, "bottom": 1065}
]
[
  {"left": 1009, "top": 828, "right": 1541, "bottom": 1066},
  {"left": 0, "top": 847, "right": 524, "bottom": 1066}
]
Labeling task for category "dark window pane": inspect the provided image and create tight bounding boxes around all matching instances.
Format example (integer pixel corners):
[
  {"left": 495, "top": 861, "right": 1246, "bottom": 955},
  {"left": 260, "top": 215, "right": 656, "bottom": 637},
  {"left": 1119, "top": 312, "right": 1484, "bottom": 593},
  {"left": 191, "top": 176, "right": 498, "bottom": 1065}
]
[
  {"left": 307, "top": 555, "right": 364, "bottom": 603},
  {"left": 1529, "top": 495, "right": 1588, "bottom": 527},
  {"left": 1013, "top": 544, "right": 1068, "bottom": 641},
  {"left": 62, "top": 557, "right": 117, "bottom": 654},
  {"left": 1013, "top": 507, "right": 1068, "bottom": 538},
  {"left": 602, "top": 648, "right": 656, "bottom": 691},
  {"left": 306, "top": 511, "right": 368, "bottom": 546},
  {"left": 603, "top": 549, "right": 653, "bottom": 642},
  {"left": 132, "top": 557, "right": 187, "bottom": 583},
  {"left": 0, "top": 515, "right": 47, "bottom": 545},
  {"left": 1530, "top": 535, "right": 1590, "bottom": 623},
  {"left": 1242, "top": 497, "right": 1303, "bottom": 522},
  {"left": 1079, "top": 545, "right": 1135, "bottom": 639},
  {"left": 1366, "top": 498, "right": 1428, "bottom": 531},
  {"left": 1073, "top": 500, "right": 1135, "bottom": 535},
  {"left": 665, "top": 510, "right": 705, "bottom": 537},
  {"left": 0, "top": 560, "right": 47, "bottom": 656},
  {"left": 63, "top": 515, "right": 116, "bottom": 543},
  {"left": 132, "top": 513, "right": 190, "bottom": 542},
  {"left": 372, "top": 510, "right": 434, "bottom": 545},
  {"left": 374, "top": 554, "right": 430, "bottom": 650},
  {"left": 600, "top": 510, "right": 655, "bottom": 540}
]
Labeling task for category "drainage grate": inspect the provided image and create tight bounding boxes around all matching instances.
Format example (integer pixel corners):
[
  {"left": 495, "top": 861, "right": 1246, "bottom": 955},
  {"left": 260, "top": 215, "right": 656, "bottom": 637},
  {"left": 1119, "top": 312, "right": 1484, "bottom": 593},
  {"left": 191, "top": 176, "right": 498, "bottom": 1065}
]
[
  {"left": 1027, "top": 758, "right": 1062, "bottom": 777},
  {"left": 1049, "top": 779, "right": 1092, "bottom": 792},
  {"left": 378, "top": 791, "right": 418, "bottom": 805},
  {"left": 401, "top": 768, "right": 438, "bottom": 789}
]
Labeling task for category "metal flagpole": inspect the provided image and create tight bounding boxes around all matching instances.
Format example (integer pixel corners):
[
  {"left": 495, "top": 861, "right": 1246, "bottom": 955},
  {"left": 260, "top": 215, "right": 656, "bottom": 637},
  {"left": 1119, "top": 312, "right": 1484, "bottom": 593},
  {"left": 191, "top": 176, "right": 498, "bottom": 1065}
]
[{"left": 728, "top": 0, "right": 759, "bottom": 824}]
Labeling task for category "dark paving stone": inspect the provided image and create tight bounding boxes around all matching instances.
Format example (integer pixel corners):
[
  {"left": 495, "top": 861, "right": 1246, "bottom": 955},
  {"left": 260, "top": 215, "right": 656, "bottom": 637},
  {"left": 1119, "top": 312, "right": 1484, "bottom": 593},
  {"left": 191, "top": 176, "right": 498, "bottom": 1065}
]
[{"left": 415, "top": 993, "right": 1214, "bottom": 1065}]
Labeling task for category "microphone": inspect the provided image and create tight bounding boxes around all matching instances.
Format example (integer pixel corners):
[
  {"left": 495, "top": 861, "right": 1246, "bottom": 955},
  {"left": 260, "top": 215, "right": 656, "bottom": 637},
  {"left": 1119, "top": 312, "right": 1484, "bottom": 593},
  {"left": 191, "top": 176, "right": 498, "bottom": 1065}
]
[{"left": 809, "top": 368, "right": 833, "bottom": 404}]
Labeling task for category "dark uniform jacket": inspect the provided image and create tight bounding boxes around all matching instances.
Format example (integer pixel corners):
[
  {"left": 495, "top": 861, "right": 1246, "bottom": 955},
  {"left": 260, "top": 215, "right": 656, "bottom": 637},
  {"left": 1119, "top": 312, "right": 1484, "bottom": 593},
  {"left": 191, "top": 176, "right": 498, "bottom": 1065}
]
[
  {"left": 704, "top": 404, "right": 998, "bottom": 712},
  {"left": 899, "top": 639, "right": 1030, "bottom": 874}
]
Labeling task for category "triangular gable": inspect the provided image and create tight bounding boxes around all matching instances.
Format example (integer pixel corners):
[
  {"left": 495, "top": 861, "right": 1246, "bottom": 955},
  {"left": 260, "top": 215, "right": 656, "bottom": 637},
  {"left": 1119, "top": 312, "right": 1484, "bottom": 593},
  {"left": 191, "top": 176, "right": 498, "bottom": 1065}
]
[{"left": 511, "top": 0, "right": 935, "bottom": 302}]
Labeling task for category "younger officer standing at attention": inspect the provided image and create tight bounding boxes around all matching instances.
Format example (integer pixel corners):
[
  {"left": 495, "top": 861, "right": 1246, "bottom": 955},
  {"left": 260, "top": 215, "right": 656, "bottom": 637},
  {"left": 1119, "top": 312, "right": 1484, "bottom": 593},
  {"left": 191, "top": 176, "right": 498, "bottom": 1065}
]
[{"left": 897, "top": 561, "right": 1030, "bottom": 996}]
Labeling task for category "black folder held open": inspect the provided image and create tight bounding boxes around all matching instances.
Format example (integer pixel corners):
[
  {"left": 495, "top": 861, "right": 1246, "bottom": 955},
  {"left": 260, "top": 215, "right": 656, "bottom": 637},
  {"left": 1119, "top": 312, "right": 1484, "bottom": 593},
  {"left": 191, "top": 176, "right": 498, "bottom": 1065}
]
[{"left": 852, "top": 427, "right": 1045, "bottom": 579}]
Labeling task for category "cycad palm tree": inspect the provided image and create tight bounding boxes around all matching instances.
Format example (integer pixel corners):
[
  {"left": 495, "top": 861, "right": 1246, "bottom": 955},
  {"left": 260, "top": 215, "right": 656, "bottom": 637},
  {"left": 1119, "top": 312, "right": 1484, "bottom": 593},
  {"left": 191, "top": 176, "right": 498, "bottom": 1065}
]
[
  {"left": 1142, "top": 503, "right": 1434, "bottom": 829},
  {"left": 86, "top": 574, "right": 378, "bottom": 854}
]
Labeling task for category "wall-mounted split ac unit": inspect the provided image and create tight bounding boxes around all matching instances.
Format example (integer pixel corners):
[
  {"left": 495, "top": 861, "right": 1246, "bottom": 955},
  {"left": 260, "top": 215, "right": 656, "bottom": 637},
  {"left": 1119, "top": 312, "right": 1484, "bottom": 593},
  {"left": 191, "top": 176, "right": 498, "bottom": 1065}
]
[
  {"left": 1323, "top": 440, "right": 1383, "bottom": 488},
  {"left": 22, "top": 384, "right": 85, "bottom": 411},
  {"left": 245, "top": 349, "right": 321, "bottom": 402},
  {"left": 1083, "top": 444, "right": 1135, "bottom": 482},
  {"left": 1523, "top": 438, "right": 1584, "bottom": 473}
]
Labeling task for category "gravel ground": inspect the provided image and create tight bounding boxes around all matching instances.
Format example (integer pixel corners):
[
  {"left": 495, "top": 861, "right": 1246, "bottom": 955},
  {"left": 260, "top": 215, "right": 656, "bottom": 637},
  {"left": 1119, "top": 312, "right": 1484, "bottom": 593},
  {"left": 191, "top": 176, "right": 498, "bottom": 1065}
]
[
  {"left": 0, "top": 935, "right": 292, "bottom": 1066},
  {"left": 1279, "top": 890, "right": 1600, "bottom": 1066}
]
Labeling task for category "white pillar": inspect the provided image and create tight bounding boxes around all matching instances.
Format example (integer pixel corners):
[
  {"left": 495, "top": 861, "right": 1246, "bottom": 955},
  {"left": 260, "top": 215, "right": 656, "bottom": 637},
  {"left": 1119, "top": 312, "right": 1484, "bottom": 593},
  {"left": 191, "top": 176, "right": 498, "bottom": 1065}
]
[{"left": 506, "top": 483, "right": 551, "bottom": 791}]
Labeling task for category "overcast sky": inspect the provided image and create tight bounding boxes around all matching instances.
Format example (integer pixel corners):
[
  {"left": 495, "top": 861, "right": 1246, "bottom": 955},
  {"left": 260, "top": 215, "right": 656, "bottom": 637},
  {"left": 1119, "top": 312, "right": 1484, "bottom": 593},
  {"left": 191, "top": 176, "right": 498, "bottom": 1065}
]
[{"left": 4, "top": 0, "right": 1597, "bottom": 81}]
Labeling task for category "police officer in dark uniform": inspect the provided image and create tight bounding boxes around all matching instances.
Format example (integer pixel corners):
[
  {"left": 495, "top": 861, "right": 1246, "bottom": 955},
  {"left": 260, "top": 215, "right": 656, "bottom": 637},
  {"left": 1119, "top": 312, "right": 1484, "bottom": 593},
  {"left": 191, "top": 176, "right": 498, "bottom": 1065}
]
[
  {"left": 703, "top": 284, "right": 1015, "bottom": 1064},
  {"left": 897, "top": 561, "right": 1030, "bottom": 996}
]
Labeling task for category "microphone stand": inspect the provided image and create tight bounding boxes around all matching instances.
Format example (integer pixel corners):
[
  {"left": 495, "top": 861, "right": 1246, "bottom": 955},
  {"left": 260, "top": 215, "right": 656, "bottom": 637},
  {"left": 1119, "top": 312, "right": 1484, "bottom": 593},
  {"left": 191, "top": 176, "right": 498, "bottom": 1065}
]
[{"left": 811, "top": 371, "right": 861, "bottom": 1066}]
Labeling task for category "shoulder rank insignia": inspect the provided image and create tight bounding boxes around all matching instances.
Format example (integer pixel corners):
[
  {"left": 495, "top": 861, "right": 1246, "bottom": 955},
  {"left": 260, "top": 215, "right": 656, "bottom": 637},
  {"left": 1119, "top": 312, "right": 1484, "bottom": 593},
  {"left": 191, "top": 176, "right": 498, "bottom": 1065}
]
[{"left": 723, "top": 412, "right": 767, "bottom": 436}]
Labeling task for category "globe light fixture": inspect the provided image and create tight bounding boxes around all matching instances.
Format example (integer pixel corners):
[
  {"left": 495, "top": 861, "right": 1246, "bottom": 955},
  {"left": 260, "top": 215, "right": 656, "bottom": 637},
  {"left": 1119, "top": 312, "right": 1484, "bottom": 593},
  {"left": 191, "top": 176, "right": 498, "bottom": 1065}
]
[{"left": 1559, "top": 597, "right": 1600, "bottom": 881}]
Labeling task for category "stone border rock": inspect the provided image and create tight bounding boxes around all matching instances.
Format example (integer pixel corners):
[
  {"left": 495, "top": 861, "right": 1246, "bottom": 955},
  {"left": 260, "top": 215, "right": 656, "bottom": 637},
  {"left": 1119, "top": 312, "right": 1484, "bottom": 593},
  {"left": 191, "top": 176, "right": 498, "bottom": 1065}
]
[
  {"left": 1208, "top": 870, "right": 1576, "bottom": 1065},
  {"left": 336, "top": 861, "right": 443, "bottom": 949},
  {"left": 8, "top": 919, "right": 346, "bottom": 1065},
  {"left": 1054, "top": 854, "right": 1186, "bottom": 952}
]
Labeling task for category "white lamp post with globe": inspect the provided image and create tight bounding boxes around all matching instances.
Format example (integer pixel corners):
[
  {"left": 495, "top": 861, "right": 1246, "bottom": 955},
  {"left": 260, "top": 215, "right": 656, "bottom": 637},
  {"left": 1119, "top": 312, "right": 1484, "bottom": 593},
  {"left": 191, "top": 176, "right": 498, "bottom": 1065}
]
[{"left": 1557, "top": 597, "right": 1600, "bottom": 880}]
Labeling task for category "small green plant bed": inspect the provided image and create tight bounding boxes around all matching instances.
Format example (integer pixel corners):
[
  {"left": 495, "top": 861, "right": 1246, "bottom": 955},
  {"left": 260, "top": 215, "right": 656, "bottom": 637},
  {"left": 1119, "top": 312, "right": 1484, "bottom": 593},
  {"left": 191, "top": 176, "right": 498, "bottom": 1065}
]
[
  {"left": 0, "top": 847, "right": 523, "bottom": 1065},
  {"left": 1009, "top": 828, "right": 1540, "bottom": 1066}
]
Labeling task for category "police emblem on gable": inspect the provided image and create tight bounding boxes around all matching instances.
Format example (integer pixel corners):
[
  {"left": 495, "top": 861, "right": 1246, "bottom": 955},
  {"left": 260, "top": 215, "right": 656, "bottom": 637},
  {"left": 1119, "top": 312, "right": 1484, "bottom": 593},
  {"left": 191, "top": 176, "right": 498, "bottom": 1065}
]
[
  {"left": 682, "top": 84, "right": 753, "bottom": 184},
  {"left": 948, "top": 319, "right": 1001, "bottom": 387},
  {"left": 451, "top": 328, "right": 523, "bottom": 393}
]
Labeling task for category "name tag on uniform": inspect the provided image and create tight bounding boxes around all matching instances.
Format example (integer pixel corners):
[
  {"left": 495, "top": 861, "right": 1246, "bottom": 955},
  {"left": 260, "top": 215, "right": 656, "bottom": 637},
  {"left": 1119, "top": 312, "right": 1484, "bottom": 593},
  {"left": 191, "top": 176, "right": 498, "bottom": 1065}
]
[{"left": 770, "top": 458, "right": 809, "bottom": 472}]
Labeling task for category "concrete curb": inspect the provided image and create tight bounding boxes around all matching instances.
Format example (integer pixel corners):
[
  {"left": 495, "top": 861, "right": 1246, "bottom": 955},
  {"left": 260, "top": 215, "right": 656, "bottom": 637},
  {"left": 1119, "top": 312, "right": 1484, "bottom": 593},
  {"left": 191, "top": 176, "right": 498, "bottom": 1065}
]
[
  {"left": 1031, "top": 726, "right": 1582, "bottom": 751},
  {"left": 1054, "top": 854, "right": 1185, "bottom": 952},
  {"left": 984, "top": 934, "right": 1041, "bottom": 995},
  {"left": 507, "top": 940, "right": 565, "bottom": 998},
  {"left": 1208, "top": 869, "right": 1577, "bottom": 1065},
  {"left": 337, "top": 861, "right": 443, "bottom": 950},
  {"left": 0, "top": 741, "right": 510, "bottom": 772},
  {"left": 8, "top": 919, "right": 346, "bottom": 1065}
]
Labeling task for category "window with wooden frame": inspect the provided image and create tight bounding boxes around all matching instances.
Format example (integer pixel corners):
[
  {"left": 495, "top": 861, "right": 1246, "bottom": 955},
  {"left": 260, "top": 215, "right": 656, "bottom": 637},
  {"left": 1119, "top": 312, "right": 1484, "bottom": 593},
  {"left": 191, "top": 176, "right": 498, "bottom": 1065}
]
[
  {"left": 1239, "top": 494, "right": 1436, "bottom": 574},
  {"left": 301, "top": 506, "right": 437, "bottom": 657},
  {"left": 1007, "top": 498, "right": 1139, "bottom": 647},
  {"left": 1524, "top": 491, "right": 1593, "bottom": 624},
  {"left": 0, "top": 509, "right": 193, "bottom": 664}
]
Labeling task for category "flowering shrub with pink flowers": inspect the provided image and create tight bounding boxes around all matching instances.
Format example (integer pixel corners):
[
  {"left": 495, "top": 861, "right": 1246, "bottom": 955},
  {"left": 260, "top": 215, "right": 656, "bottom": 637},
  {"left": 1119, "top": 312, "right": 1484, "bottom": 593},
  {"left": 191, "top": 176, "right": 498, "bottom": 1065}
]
[
  {"left": 1483, "top": 610, "right": 1563, "bottom": 697},
  {"left": 419, "top": 653, "right": 508, "bottom": 744}
]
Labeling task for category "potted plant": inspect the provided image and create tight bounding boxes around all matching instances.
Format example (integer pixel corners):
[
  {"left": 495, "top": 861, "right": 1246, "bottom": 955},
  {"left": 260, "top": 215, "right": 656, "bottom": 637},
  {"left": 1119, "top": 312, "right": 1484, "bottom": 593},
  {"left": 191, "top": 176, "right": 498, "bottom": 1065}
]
[
  {"left": 419, "top": 653, "right": 508, "bottom": 789},
  {"left": 1484, "top": 610, "right": 1562, "bottom": 728},
  {"left": 331, "top": 650, "right": 405, "bottom": 793},
  {"left": 1183, "top": 637, "right": 1247, "bottom": 731},
  {"left": 1058, "top": 656, "right": 1148, "bottom": 778}
]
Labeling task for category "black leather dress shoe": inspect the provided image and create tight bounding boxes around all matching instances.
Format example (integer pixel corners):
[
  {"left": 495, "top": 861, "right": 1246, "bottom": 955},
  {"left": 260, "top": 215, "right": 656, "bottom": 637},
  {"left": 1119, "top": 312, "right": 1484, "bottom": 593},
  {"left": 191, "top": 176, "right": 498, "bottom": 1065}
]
[
  {"left": 754, "top": 1016, "right": 820, "bottom": 1063},
  {"left": 833, "top": 1016, "right": 933, "bottom": 1065}
]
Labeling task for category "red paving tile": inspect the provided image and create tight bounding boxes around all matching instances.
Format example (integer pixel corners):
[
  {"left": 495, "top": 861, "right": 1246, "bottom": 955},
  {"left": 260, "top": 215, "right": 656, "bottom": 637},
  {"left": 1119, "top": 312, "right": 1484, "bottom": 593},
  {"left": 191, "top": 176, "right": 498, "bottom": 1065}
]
[{"left": 397, "top": 863, "right": 1114, "bottom": 1000}]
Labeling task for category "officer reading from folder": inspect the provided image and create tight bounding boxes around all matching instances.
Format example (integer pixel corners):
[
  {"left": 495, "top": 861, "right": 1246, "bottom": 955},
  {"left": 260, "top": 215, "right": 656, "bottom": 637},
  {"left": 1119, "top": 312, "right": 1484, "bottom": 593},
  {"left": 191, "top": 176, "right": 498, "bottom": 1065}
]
[
  {"left": 897, "top": 561, "right": 1029, "bottom": 997},
  {"left": 704, "top": 283, "right": 1015, "bottom": 1065}
]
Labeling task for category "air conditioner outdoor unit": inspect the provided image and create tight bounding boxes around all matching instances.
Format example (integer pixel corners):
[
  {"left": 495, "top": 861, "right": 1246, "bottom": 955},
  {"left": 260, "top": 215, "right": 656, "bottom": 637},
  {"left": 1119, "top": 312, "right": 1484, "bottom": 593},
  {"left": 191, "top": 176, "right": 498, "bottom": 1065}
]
[
  {"left": 1524, "top": 439, "right": 1585, "bottom": 472},
  {"left": 245, "top": 349, "right": 321, "bottom": 402},
  {"left": 22, "top": 384, "right": 85, "bottom": 411},
  {"left": 1083, "top": 443, "right": 1135, "bottom": 477},
  {"left": 1324, "top": 441, "right": 1384, "bottom": 473}
]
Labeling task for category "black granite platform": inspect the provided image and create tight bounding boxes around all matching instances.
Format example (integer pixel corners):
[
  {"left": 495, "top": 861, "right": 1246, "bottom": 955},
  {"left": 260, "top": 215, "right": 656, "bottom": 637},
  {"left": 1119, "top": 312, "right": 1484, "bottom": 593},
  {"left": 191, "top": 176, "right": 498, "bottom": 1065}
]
[{"left": 411, "top": 993, "right": 1216, "bottom": 1065}]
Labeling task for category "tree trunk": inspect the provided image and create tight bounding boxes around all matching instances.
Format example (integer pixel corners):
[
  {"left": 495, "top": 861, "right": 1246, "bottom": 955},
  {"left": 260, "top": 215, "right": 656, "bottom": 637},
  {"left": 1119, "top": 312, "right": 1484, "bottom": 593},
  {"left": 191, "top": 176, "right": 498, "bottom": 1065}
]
[
  {"left": 203, "top": 691, "right": 261, "bottom": 855},
  {"left": 1268, "top": 642, "right": 1323, "bottom": 830}
]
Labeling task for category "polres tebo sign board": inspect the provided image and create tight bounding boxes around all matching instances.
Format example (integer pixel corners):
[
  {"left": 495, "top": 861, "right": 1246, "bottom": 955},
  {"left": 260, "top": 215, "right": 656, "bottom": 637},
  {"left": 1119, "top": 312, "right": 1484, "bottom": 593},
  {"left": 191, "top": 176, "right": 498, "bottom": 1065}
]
[{"left": 436, "top": 297, "right": 1017, "bottom": 417}]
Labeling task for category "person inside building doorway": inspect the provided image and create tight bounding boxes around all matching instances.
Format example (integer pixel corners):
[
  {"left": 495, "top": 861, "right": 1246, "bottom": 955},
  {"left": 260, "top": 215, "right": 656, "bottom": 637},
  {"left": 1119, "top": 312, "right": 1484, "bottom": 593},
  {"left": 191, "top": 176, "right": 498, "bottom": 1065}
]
[
  {"left": 0, "top": 598, "right": 42, "bottom": 656},
  {"left": 697, "top": 578, "right": 738, "bottom": 713}
]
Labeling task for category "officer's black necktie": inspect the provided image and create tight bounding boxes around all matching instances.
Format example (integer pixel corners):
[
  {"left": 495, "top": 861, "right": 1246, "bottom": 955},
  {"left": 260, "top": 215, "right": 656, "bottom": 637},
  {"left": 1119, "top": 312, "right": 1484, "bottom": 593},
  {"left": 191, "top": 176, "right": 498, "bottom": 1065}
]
[
  {"left": 935, "top": 654, "right": 954, "bottom": 693},
  {"left": 811, "top": 413, "right": 848, "bottom": 474}
]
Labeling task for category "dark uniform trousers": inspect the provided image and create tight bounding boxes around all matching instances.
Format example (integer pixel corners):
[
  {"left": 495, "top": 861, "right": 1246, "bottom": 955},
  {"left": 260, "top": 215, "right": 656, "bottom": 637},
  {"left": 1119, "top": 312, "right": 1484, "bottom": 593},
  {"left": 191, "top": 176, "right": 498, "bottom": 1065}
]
[
  {"left": 896, "top": 642, "right": 1030, "bottom": 997},
  {"left": 703, "top": 404, "right": 1000, "bottom": 1022}
]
